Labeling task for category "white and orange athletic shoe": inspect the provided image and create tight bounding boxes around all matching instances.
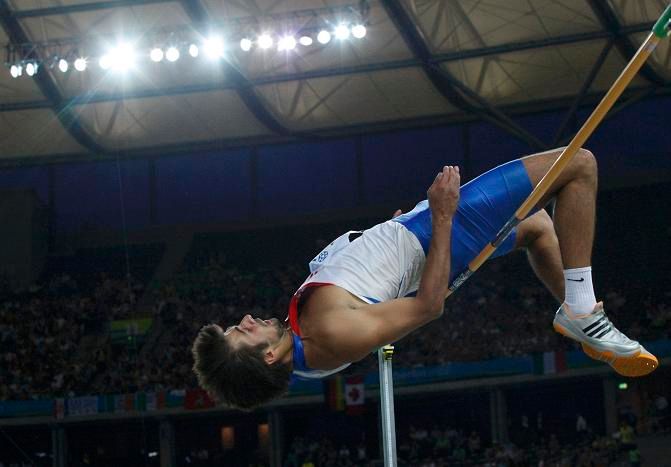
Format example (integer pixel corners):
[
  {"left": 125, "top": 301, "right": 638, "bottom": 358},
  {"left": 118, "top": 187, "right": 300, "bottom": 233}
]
[
  {"left": 553, "top": 302, "right": 658, "bottom": 377},
  {"left": 593, "top": 344, "right": 658, "bottom": 377}
]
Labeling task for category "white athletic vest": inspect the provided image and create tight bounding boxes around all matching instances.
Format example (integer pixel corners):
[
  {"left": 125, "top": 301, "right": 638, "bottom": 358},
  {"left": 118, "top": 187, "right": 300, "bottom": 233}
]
[
  {"left": 303, "top": 222, "right": 424, "bottom": 304},
  {"left": 287, "top": 221, "right": 425, "bottom": 379}
]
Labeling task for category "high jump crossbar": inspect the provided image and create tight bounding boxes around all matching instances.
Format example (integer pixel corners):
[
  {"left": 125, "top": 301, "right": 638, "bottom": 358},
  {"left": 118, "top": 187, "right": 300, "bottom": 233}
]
[
  {"left": 377, "top": 5, "right": 671, "bottom": 467},
  {"left": 445, "top": 3, "right": 671, "bottom": 297}
]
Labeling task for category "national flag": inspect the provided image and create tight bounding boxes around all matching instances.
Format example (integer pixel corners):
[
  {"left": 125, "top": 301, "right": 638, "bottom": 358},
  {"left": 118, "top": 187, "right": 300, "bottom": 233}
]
[
  {"left": 102, "top": 394, "right": 115, "bottom": 412},
  {"left": 533, "top": 350, "right": 567, "bottom": 375},
  {"left": 146, "top": 392, "right": 157, "bottom": 411},
  {"left": 156, "top": 391, "right": 166, "bottom": 410},
  {"left": 67, "top": 396, "right": 99, "bottom": 416},
  {"left": 113, "top": 394, "right": 125, "bottom": 413},
  {"left": 184, "top": 388, "right": 215, "bottom": 410},
  {"left": 54, "top": 398, "right": 65, "bottom": 420},
  {"left": 124, "top": 393, "right": 135, "bottom": 411},
  {"left": 136, "top": 392, "right": 146, "bottom": 411},
  {"left": 344, "top": 376, "right": 365, "bottom": 416},
  {"left": 167, "top": 389, "right": 185, "bottom": 408},
  {"left": 109, "top": 318, "right": 153, "bottom": 344},
  {"left": 324, "top": 375, "right": 345, "bottom": 411}
]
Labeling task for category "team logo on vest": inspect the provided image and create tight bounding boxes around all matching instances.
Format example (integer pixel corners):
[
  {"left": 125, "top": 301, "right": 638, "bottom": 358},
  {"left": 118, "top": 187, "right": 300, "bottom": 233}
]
[{"left": 317, "top": 251, "right": 328, "bottom": 262}]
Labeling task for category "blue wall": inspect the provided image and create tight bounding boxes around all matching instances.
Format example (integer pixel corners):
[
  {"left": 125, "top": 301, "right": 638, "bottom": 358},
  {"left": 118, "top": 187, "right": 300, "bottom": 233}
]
[
  {"left": 0, "top": 166, "right": 49, "bottom": 202},
  {"left": 156, "top": 149, "right": 252, "bottom": 225},
  {"left": 362, "top": 126, "right": 465, "bottom": 202},
  {"left": 53, "top": 159, "right": 150, "bottom": 231},
  {"left": 257, "top": 140, "right": 357, "bottom": 216},
  {"left": 0, "top": 95, "right": 669, "bottom": 234}
]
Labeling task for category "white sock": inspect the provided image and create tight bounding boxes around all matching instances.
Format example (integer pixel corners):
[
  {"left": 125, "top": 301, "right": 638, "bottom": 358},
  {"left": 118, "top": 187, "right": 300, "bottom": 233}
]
[{"left": 563, "top": 267, "right": 597, "bottom": 315}]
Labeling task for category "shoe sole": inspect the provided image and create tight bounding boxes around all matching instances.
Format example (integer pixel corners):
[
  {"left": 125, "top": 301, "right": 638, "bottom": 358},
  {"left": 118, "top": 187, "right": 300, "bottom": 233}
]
[
  {"left": 581, "top": 343, "right": 658, "bottom": 377},
  {"left": 553, "top": 322, "right": 657, "bottom": 377}
]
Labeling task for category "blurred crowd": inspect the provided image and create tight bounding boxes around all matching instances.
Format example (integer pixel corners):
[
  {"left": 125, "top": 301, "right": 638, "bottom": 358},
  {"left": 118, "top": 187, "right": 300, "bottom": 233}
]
[
  {"left": 0, "top": 228, "right": 670, "bottom": 402},
  {"left": 281, "top": 421, "right": 639, "bottom": 467}
]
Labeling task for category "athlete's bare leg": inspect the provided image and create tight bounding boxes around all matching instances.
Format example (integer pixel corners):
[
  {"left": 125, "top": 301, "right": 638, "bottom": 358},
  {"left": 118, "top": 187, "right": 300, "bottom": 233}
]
[
  {"left": 519, "top": 148, "right": 659, "bottom": 376},
  {"left": 521, "top": 148, "right": 597, "bottom": 269},
  {"left": 515, "top": 210, "right": 564, "bottom": 302}
]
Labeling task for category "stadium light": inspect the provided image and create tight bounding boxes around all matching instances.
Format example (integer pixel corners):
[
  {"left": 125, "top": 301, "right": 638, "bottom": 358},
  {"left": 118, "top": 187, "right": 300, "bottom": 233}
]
[
  {"left": 58, "top": 58, "right": 69, "bottom": 73},
  {"left": 351, "top": 24, "right": 367, "bottom": 39},
  {"left": 25, "top": 62, "right": 38, "bottom": 76},
  {"left": 258, "top": 34, "right": 273, "bottom": 49},
  {"left": 335, "top": 24, "right": 350, "bottom": 40},
  {"left": 99, "top": 54, "right": 111, "bottom": 70},
  {"left": 74, "top": 57, "right": 87, "bottom": 71},
  {"left": 203, "top": 37, "right": 224, "bottom": 59},
  {"left": 1, "top": 12, "right": 371, "bottom": 81},
  {"left": 278, "top": 35, "right": 296, "bottom": 51},
  {"left": 240, "top": 38, "right": 253, "bottom": 52},
  {"left": 317, "top": 30, "right": 331, "bottom": 44},
  {"left": 101, "top": 43, "right": 135, "bottom": 72},
  {"left": 114, "top": 43, "right": 135, "bottom": 71},
  {"left": 166, "top": 46, "right": 180, "bottom": 62},
  {"left": 150, "top": 47, "right": 164, "bottom": 62}
]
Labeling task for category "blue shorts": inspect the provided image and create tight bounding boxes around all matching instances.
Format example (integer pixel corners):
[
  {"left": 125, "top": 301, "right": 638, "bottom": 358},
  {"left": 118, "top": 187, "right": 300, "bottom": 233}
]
[{"left": 393, "top": 159, "right": 535, "bottom": 283}]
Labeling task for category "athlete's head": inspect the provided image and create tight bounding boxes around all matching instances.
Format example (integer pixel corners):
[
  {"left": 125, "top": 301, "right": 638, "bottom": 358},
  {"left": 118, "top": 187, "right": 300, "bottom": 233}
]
[{"left": 191, "top": 315, "right": 292, "bottom": 410}]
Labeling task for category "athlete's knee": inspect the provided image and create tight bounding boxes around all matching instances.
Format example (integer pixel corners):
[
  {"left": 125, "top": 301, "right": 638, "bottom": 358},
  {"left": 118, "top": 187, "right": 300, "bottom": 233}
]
[
  {"left": 526, "top": 218, "right": 559, "bottom": 258},
  {"left": 534, "top": 209, "right": 554, "bottom": 232},
  {"left": 517, "top": 210, "right": 556, "bottom": 249},
  {"left": 573, "top": 148, "right": 597, "bottom": 184}
]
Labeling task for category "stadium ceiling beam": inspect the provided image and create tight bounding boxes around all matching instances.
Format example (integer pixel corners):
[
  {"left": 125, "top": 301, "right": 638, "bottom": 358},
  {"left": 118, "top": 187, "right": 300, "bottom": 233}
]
[
  {"left": 381, "top": 0, "right": 546, "bottom": 151},
  {"left": 445, "top": 0, "right": 554, "bottom": 150},
  {"left": 12, "top": 0, "right": 171, "bottom": 18},
  {"left": 1, "top": 84, "right": 667, "bottom": 169},
  {"left": 0, "top": 1, "right": 105, "bottom": 155},
  {"left": 179, "top": 0, "right": 292, "bottom": 137},
  {"left": 588, "top": 0, "right": 667, "bottom": 86},
  {"left": 552, "top": 40, "right": 614, "bottom": 146},
  {"left": 0, "top": 23, "right": 658, "bottom": 114}
]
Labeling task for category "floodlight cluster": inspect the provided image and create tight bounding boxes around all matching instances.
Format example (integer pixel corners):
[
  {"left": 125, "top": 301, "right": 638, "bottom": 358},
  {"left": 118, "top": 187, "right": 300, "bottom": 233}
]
[{"left": 4, "top": 23, "right": 367, "bottom": 78}]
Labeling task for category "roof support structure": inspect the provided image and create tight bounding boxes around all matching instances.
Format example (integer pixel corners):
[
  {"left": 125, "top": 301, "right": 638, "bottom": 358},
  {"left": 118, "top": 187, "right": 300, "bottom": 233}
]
[
  {"left": 2, "top": 85, "right": 669, "bottom": 169},
  {"left": 0, "top": 20, "right": 657, "bottom": 113},
  {"left": 588, "top": 0, "right": 667, "bottom": 86},
  {"left": 381, "top": 0, "right": 546, "bottom": 151},
  {"left": 552, "top": 40, "right": 614, "bottom": 146},
  {"left": 441, "top": 0, "right": 548, "bottom": 149},
  {"left": 0, "top": 0, "right": 105, "bottom": 155},
  {"left": 0, "top": 20, "right": 658, "bottom": 115},
  {"left": 179, "top": 0, "right": 292, "bottom": 137},
  {"left": 429, "top": 65, "right": 547, "bottom": 149},
  {"left": 13, "top": 0, "right": 171, "bottom": 18}
]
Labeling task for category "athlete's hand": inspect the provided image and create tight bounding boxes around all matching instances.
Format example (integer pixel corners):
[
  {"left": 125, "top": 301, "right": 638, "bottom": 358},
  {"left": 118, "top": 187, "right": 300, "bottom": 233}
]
[{"left": 427, "top": 165, "right": 460, "bottom": 223}]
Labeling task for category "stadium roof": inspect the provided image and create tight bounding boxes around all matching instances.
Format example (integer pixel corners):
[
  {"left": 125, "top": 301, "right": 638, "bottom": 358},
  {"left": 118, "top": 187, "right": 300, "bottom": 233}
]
[{"left": 0, "top": 0, "right": 669, "bottom": 165}]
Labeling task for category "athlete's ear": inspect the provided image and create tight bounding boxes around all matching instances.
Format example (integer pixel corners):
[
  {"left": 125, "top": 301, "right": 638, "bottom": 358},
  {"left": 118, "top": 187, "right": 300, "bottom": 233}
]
[
  {"left": 392, "top": 209, "right": 402, "bottom": 219},
  {"left": 264, "top": 348, "right": 277, "bottom": 365}
]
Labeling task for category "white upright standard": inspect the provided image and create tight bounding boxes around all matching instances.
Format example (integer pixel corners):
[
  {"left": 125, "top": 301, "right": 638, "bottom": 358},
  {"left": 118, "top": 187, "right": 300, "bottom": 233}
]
[{"left": 378, "top": 345, "right": 397, "bottom": 467}]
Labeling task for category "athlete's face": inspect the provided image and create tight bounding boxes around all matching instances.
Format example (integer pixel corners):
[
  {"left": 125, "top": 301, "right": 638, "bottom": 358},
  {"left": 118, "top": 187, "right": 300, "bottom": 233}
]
[{"left": 223, "top": 314, "right": 285, "bottom": 349}]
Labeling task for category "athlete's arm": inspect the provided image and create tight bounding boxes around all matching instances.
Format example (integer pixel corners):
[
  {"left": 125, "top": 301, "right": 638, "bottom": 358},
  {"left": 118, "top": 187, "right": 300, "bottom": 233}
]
[{"left": 319, "top": 166, "right": 460, "bottom": 363}]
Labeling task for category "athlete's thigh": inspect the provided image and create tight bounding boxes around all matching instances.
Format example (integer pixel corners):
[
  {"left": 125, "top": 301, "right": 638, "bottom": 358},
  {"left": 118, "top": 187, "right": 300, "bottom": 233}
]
[
  {"left": 519, "top": 147, "right": 565, "bottom": 187},
  {"left": 451, "top": 158, "right": 536, "bottom": 273},
  {"left": 520, "top": 146, "right": 593, "bottom": 208}
]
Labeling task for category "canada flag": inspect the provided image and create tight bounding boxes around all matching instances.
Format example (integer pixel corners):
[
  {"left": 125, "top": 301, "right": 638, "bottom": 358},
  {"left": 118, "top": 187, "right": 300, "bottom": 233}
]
[{"left": 344, "top": 376, "right": 365, "bottom": 416}]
